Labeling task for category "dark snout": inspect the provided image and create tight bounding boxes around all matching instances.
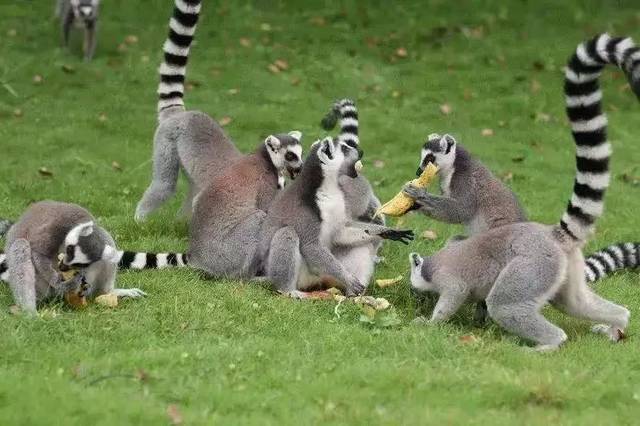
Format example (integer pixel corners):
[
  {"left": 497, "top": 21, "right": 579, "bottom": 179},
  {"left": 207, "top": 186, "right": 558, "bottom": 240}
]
[
  {"left": 287, "top": 165, "right": 302, "bottom": 179},
  {"left": 59, "top": 262, "right": 71, "bottom": 272}
]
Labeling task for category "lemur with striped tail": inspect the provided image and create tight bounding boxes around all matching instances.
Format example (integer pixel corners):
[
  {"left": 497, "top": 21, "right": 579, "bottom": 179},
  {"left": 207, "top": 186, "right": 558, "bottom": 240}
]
[
  {"left": 57, "top": 0, "right": 101, "bottom": 61},
  {"left": 135, "top": 0, "right": 303, "bottom": 222},
  {"left": 1, "top": 201, "right": 145, "bottom": 313},
  {"left": 585, "top": 242, "right": 640, "bottom": 283},
  {"left": 410, "top": 33, "right": 639, "bottom": 350},
  {"left": 251, "top": 137, "right": 414, "bottom": 298}
]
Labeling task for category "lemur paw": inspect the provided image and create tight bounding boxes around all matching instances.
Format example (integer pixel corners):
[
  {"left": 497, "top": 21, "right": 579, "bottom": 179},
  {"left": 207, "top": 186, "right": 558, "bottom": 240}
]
[
  {"left": 345, "top": 279, "right": 366, "bottom": 297},
  {"left": 591, "top": 324, "right": 626, "bottom": 342},
  {"left": 111, "top": 288, "right": 147, "bottom": 298},
  {"left": 402, "top": 184, "right": 426, "bottom": 200},
  {"left": 380, "top": 229, "right": 414, "bottom": 245}
]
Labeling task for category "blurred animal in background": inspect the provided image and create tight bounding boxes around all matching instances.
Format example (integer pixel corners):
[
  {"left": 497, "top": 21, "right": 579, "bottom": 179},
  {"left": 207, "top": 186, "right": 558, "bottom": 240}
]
[{"left": 56, "top": 0, "right": 100, "bottom": 61}]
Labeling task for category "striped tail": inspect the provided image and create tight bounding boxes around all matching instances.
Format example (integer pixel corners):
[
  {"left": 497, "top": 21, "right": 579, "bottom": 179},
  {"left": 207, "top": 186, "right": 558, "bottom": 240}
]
[
  {"left": 157, "top": 0, "right": 202, "bottom": 118},
  {"left": 560, "top": 34, "right": 640, "bottom": 242},
  {"left": 585, "top": 242, "right": 640, "bottom": 283},
  {"left": 0, "top": 252, "right": 7, "bottom": 282},
  {"left": 117, "top": 251, "right": 189, "bottom": 270},
  {"left": 320, "top": 99, "right": 359, "bottom": 147}
]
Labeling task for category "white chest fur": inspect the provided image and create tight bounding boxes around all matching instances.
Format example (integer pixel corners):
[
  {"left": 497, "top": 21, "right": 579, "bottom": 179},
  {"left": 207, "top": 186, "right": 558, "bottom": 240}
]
[{"left": 316, "top": 175, "right": 346, "bottom": 245}]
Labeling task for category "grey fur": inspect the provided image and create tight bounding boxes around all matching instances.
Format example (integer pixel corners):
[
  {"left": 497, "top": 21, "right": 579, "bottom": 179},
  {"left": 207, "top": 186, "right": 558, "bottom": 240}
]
[
  {"left": 57, "top": 0, "right": 100, "bottom": 61},
  {"left": 3, "top": 201, "right": 145, "bottom": 313}
]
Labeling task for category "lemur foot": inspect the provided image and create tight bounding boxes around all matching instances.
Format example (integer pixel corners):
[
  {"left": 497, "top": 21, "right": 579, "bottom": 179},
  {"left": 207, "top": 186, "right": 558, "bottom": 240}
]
[
  {"left": 591, "top": 324, "right": 626, "bottom": 342},
  {"left": 111, "top": 288, "right": 147, "bottom": 298},
  {"left": 345, "top": 279, "right": 365, "bottom": 297}
]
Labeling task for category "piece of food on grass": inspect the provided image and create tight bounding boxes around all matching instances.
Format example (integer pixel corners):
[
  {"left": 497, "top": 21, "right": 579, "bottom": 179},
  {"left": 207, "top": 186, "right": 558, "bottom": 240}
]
[
  {"left": 375, "top": 275, "right": 403, "bottom": 288},
  {"left": 95, "top": 293, "right": 118, "bottom": 308},
  {"left": 375, "top": 162, "right": 438, "bottom": 217},
  {"left": 353, "top": 296, "right": 392, "bottom": 311},
  {"left": 64, "top": 291, "right": 88, "bottom": 308}
]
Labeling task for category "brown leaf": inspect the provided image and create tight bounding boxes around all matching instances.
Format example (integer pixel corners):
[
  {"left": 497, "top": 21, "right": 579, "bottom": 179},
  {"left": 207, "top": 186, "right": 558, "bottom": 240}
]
[
  {"left": 439, "top": 103, "right": 452, "bottom": 115},
  {"left": 33, "top": 75, "right": 43, "bottom": 85},
  {"left": 13, "top": 109, "right": 23, "bottom": 118},
  {"left": 239, "top": 37, "right": 251, "bottom": 47},
  {"left": 290, "top": 77, "right": 301, "bottom": 86},
  {"left": 274, "top": 59, "right": 289, "bottom": 71},
  {"left": 61, "top": 64, "right": 75, "bottom": 74},
  {"left": 227, "top": 88, "right": 239, "bottom": 95},
  {"left": 117, "top": 43, "right": 128, "bottom": 53},
  {"left": 38, "top": 167, "right": 53, "bottom": 177},
  {"left": 166, "top": 404, "right": 183, "bottom": 425},
  {"left": 98, "top": 113, "right": 108, "bottom": 122},
  {"left": 219, "top": 116, "right": 232, "bottom": 126},
  {"left": 134, "top": 368, "right": 150, "bottom": 383},
  {"left": 459, "top": 334, "right": 480, "bottom": 344},
  {"left": 421, "top": 230, "right": 438, "bottom": 240},
  {"left": 111, "top": 161, "right": 122, "bottom": 171},
  {"left": 267, "top": 64, "right": 280, "bottom": 74},
  {"left": 395, "top": 47, "right": 408, "bottom": 58},
  {"left": 373, "top": 160, "right": 385, "bottom": 169},
  {"left": 309, "top": 16, "right": 326, "bottom": 27},
  {"left": 7, "top": 29, "right": 17, "bottom": 37},
  {"left": 530, "top": 79, "right": 542, "bottom": 94},
  {"left": 124, "top": 35, "right": 139, "bottom": 45},
  {"left": 481, "top": 128, "right": 494, "bottom": 137},
  {"left": 260, "top": 23, "right": 272, "bottom": 32},
  {"left": 463, "top": 88, "right": 475, "bottom": 100},
  {"left": 501, "top": 171, "right": 514, "bottom": 182}
]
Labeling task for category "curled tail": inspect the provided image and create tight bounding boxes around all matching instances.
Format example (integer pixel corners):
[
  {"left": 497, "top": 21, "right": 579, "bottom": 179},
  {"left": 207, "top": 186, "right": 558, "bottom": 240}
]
[
  {"left": 321, "top": 99, "right": 359, "bottom": 147},
  {"left": 117, "top": 251, "right": 189, "bottom": 270},
  {"left": 560, "top": 34, "right": 640, "bottom": 242},
  {"left": 157, "top": 0, "right": 202, "bottom": 120},
  {"left": 585, "top": 242, "right": 639, "bottom": 283}
]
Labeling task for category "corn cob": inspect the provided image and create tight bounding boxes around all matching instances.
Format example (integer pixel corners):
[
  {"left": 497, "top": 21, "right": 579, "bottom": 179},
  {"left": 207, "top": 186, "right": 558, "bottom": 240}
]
[{"left": 375, "top": 163, "right": 438, "bottom": 217}]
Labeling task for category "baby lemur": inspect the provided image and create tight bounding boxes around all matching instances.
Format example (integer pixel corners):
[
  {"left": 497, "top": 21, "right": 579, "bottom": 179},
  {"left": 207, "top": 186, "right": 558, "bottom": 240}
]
[
  {"left": 252, "top": 137, "right": 413, "bottom": 298},
  {"left": 410, "top": 33, "right": 639, "bottom": 350},
  {"left": 57, "top": 0, "right": 100, "bottom": 61},
  {"left": 3, "top": 201, "right": 145, "bottom": 313},
  {"left": 135, "top": 0, "right": 303, "bottom": 222}
]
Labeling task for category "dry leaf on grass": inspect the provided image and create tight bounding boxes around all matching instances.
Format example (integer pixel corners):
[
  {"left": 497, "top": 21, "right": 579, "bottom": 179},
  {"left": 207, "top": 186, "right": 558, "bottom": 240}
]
[
  {"left": 459, "top": 334, "right": 480, "bottom": 344},
  {"left": 227, "top": 88, "right": 239, "bottom": 95},
  {"left": 395, "top": 47, "right": 408, "bottom": 58},
  {"left": 98, "top": 113, "right": 107, "bottom": 122},
  {"left": 166, "top": 404, "right": 183, "bottom": 425},
  {"left": 274, "top": 59, "right": 289, "bottom": 71},
  {"left": 111, "top": 161, "right": 122, "bottom": 171},
  {"left": 376, "top": 275, "right": 403, "bottom": 288},
  {"left": 125, "top": 35, "right": 139, "bottom": 45},
  {"left": 219, "top": 116, "right": 232, "bottom": 126},
  {"left": 267, "top": 64, "right": 280, "bottom": 74},
  {"left": 33, "top": 75, "right": 43, "bottom": 84},
  {"left": 61, "top": 64, "right": 75, "bottom": 74},
  {"left": 13, "top": 109, "right": 23, "bottom": 118},
  {"left": 95, "top": 293, "right": 118, "bottom": 308},
  {"left": 309, "top": 16, "right": 326, "bottom": 26},
  {"left": 531, "top": 79, "right": 542, "bottom": 94},
  {"left": 439, "top": 103, "right": 452, "bottom": 115},
  {"left": 373, "top": 160, "right": 385, "bottom": 168},
  {"left": 421, "top": 230, "right": 438, "bottom": 240},
  {"left": 481, "top": 128, "right": 494, "bottom": 137},
  {"left": 38, "top": 167, "right": 53, "bottom": 177},
  {"left": 239, "top": 37, "right": 251, "bottom": 47}
]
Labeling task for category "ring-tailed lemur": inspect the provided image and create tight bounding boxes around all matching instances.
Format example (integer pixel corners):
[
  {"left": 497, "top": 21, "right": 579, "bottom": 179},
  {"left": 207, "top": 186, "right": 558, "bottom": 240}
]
[
  {"left": 57, "top": 0, "right": 100, "bottom": 61},
  {"left": 403, "top": 133, "right": 527, "bottom": 235},
  {"left": 410, "top": 33, "right": 639, "bottom": 350},
  {"left": 3, "top": 201, "right": 145, "bottom": 313},
  {"left": 585, "top": 242, "right": 640, "bottom": 282},
  {"left": 252, "top": 137, "right": 414, "bottom": 298},
  {"left": 135, "top": 0, "right": 303, "bottom": 222}
]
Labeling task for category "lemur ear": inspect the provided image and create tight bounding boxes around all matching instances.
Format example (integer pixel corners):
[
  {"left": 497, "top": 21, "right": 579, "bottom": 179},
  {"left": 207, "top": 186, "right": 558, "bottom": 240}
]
[
  {"left": 440, "top": 134, "right": 456, "bottom": 154},
  {"left": 264, "top": 135, "right": 281, "bottom": 152},
  {"left": 317, "top": 137, "right": 334, "bottom": 162},
  {"left": 288, "top": 131, "right": 302, "bottom": 142},
  {"left": 102, "top": 246, "right": 121, "bottom": 264},
  {"left": 78, "top": 221, "right": 94, "bottom": 237},
  {"left": 410, "top": 253, "right": 423, "bottom": 268},
  {"left": 427, "top": 133, "right": 441, "bottom": 142}
]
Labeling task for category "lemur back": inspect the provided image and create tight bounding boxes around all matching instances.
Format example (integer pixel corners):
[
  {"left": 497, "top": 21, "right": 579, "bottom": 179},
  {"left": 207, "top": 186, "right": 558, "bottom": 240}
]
[{"left": 410, "top": 33, "right": 640, "bottom": 350}]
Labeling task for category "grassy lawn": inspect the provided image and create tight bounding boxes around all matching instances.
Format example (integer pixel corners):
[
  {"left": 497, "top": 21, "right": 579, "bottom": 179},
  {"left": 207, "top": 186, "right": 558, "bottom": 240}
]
[{"left": 2, "top": 0, "right": 640, "bottom": 424}]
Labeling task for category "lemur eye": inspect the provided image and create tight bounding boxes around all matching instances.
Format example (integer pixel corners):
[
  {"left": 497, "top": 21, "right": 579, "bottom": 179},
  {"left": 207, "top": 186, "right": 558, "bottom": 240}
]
[
  {"left": 66, "top": 245, "right": 75, "bottom": 258},
  {"left": 285, "top": 152, "right": 297, "bottom": 162},
  {"left": 341, "top": 145, "right": 349, "bottom": 155}
]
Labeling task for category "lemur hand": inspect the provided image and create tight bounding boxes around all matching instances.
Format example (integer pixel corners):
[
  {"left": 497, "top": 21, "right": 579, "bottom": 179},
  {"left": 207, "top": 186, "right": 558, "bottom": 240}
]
[
  {"left": 345, "top": 277, "right": 366, "bottom": 297},
  {"left": 402, "top": 184, "right": 429, "bottom": 201},
  {"left": 380, "top": 229, "right": 414, "bottom": 245}
]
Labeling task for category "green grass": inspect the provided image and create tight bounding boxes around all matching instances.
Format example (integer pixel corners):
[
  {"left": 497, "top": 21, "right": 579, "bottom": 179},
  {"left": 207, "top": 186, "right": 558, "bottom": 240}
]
[{"left": 1, "top": 0, "right": 640, "bottom": 424}]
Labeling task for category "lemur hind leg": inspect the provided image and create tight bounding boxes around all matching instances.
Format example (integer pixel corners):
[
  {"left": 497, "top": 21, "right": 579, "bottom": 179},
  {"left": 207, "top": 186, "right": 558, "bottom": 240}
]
[
  {"left": 486, "top": 256, "right": 568, "bottom": 351},
  {"left": 6, "top": 239, "right": 38, "bottom": 313},
  {"left": 177, "top": 178, "right": 197, "bottom": 220},
  {"left": 264, "top": 227, "right": 304, "bottom": 297},
  {"left": 135, "top": 127, "right": 180, "bottom": 221}
]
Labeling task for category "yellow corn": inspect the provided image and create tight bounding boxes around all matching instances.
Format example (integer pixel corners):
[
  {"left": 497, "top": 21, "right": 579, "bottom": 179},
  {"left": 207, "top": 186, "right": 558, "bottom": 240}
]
[
  {"left": 375, "top": 163, "right": 438, "bottom": 217},
  {"left": 95, "top": 293, "right": 118, "bottom": 308}
]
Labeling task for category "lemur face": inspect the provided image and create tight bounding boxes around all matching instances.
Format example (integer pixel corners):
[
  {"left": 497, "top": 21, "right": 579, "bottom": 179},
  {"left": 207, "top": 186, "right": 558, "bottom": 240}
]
[
  {"left": 71, "top": 0, "right": 99, "bottom": 21},
  {"left": 317, "top": 137, "right": 363, "bottom": 179},
  {"left": 417, "top": 133, "right": 456, "bottom": 176},
  {"left": 409, "top": 253, "right": 432, "bottom": 292},
  {"left": 61, "top": 221, "right": 118, "bottom": 270},
  {"left": 265, "top": 131, "right": 304, "bottom": 179}
]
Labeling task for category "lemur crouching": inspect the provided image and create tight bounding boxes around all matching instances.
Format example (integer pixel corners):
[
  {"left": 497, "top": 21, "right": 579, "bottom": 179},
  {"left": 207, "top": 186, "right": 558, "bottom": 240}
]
[
  {"left": 57, "top": 0, "right": 100, "bottom": 61},
  {"left": 3, "top": 201, "right": 145, "bottom": 313},
  {"left": 410, "top": 33, "right": 640, "bottom": 350}
]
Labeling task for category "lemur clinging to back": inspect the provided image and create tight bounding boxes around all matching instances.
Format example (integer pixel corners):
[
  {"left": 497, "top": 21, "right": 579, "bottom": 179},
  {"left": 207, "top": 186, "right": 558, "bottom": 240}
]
[
  {"left": 410, "top": 33, "right": 640, "bottom": 350},
  {"left": 2, "top": 201, "right": 145, "bottom": 313},
  {"left": 56, "top": 0, "right": 100, "bottom": 61},
  {"left": 251, "top": 137, "right": 414, "bottom": 298},
  {"left": 135, "top": 0, "right": 303, "bottom": 222}
]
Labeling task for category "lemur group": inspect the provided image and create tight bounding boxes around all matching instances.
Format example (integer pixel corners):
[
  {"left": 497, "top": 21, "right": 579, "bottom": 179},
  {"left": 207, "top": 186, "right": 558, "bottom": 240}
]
[{"left": 1, "top": 0, "right": 639, "bottom": 351}]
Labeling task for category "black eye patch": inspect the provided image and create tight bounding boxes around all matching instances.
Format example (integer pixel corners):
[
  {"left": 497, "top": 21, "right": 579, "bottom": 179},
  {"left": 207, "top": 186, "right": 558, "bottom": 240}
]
[
  {"left": 66, "top": 245, "right": 75, "bottom": 258},
  {"left": 322, "top": 144, "right": 333, "bottom": 160},
  {"left": 285, "top": 152, "right": 297, "bottom": 162}
]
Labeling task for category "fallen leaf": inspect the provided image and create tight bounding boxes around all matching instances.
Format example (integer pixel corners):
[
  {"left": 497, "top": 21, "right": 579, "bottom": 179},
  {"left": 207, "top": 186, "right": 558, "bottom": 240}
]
[
  {"left": 531, "top": 79, "right": 541, "bottom": 94},
  {"left": 439, "top": 103, "right": 452, "bottom": 115},
  {"left": 392, "top": 90, "right": 401, "bottom": 98},
  {"left": 501, "top": 171, "right": 514, "bottom": 182},
  {"left": 395, "top": 47, "right": 408, "bottom": 58},
  {"left": 535, "top": 112, "right": 550, "bottom": 123},
  {"left": 219, "top": 116, "right": 232, "bottom": 126},
  {"left": 95, "top": 293, "right": 118, "bottom": 307},
  {"left": 376, "top": 275, "right": 402, "bottom": 288},
  {"left": 117, "top": 43, "right": 128, "bottom": 52},
  {"left": 239, "top": 37, "right": 251, "bottom": 47},
  {"left": 33, "top": 75, "right": 43, "bottom": 84},
  {"left": 274, "top": 59, "right": 289, "bottom": 71},
  {"left": 463, "top": 89, "right": 474, "bottom": 100},
  {"left": 267, "top": 64, "right": 280, "bottom": 74},
  {"left": 135, "top": 368, "right": 150, "bottom": 383},
  {"left": 481, "top": 128, "right": 494, "bottom": 137},
  {"left": 310, "top": 16, "right": 326, "bottom": 26},
  {"left": 61, "top": 64, "right": 75, "bottom": 74},
  {"left": 98, "top": 113, "right": 108, "bottom": 122},
  {"left": 13, "top": 109, "right": 23, "bottom": 118},
  {"left": 421, "top": 230, "right": 438, "bottom": 240},
  {"left": 459, "top": 334, "right": 480, "bottom": 344},
  {"left": 38, "top": 167, "right": 53, "bottom": 177},
  {"left": 166, "top": 404, "right": 183, "bottom": 425},
  {"left": 373, "top": 159, "right": 385, "bottom": 168},
  {"left": 7, "top": 29, "right": 17, "bottom": 37},
  {"left": 260, "top": 23, "right": 272, "bottom": 32},
  {"left": 124, "top": 35, "right": 139, "bottom": 45},
  {"left": 111, "top": 161, "right": 122, "bottom": 171},
  {"left": 290, "top": 77, "right": 301, "bottom": 86},
  {"left": 498, "top": 120, "right": 506, "bottom": 127},
  {"left": 227, "top": 88, "right": 239, "bottom": 95}
]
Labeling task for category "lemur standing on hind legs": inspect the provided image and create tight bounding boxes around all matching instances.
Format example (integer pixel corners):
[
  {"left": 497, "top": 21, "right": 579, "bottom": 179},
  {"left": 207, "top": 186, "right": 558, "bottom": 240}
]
[
  {"left": 410, "top": 33, "right": 640, "bottom": 350},
  {"left": 57, "top": 0, "right": 100, "bottom": 61},
  {"left": 250, "top": 137, "right": 414, "bottom": 298},
  {"left": 135, "top": 0, "right": 303, "bottom": 222},
  {"left": 1, "top": 201, "right": 145, "bottom": 314}
]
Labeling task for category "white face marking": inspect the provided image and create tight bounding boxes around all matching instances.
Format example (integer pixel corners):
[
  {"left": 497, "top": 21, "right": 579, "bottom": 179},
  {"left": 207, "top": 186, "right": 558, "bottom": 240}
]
[
  {"left": 317, "top": 139, "right": 345, "bottom": 177},
  {"left": 65, "top": 221, "right": 94, "bottom": 246},
  {"left": 409, "top": 253, "right": 431, "bottom": 291},
  {"left": 288, "top": 144, "right": 302, "bottom": 159},
  {"left": 71, "top": 245, "right": 91, "bottom": 265}
]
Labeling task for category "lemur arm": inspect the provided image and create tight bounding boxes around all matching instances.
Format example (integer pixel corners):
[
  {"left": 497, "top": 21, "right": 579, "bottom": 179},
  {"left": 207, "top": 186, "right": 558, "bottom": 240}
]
[
  {"left": 430, "top": 289, "right": 469, "bottom": 322},
  {"left": 31, "top": 252, "right": 63, "bottom": 288},
  {"left": 403, "top": 185, "right": 475, "bottom": 224},
  {"left": 334, "top": 222, "right": 413, "bottom": 248},
  {"left": 300, "top": 242, "right": 364, "bottom": 296}
]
